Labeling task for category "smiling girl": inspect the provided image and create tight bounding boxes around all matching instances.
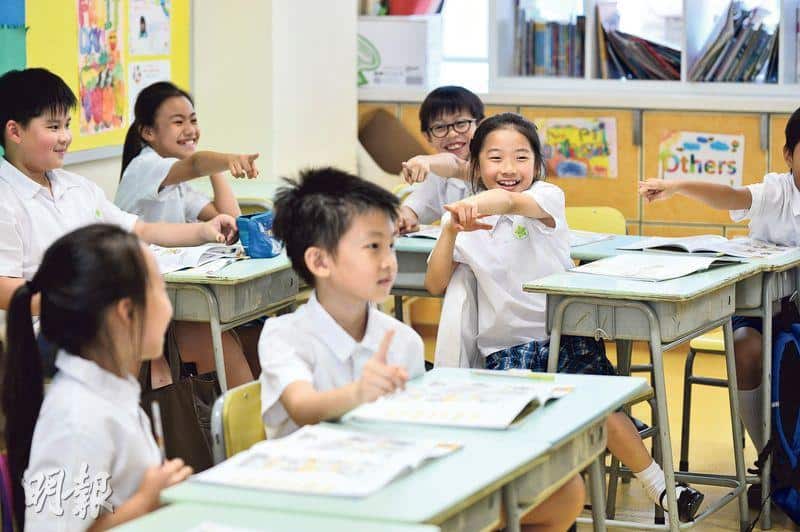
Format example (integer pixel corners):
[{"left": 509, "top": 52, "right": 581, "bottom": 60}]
[
  {"left": 425, "top": 113, "right": 705, "bottom": 524},
  {"left": 115, "top": 81, "right": 258, "bottom": 223}
]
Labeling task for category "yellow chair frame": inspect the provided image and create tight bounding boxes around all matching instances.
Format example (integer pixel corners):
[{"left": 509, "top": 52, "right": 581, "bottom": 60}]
[{"left": 211, "top": 381, "right": 265, "bottom": 464}]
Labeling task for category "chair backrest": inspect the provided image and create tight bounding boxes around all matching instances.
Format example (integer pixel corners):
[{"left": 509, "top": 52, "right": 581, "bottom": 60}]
[
  {"left": 211, "top": 381, "right": 265, "bottom": 464},
  {"left": 565, "top": 206, "right": 627, "bottom": 235},
  {"left": 434, "top": 264, "right": 482, "bottom": 369}
]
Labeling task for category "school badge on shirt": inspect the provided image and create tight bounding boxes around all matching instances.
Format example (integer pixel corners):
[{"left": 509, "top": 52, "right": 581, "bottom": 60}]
[{"left": 513, "top": 224, "right": 529, "bottom": 240}]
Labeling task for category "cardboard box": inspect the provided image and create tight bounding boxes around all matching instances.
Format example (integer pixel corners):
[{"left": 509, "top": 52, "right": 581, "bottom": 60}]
[{"left": 358, "top": 15, "right": 442, "bottom": 88}]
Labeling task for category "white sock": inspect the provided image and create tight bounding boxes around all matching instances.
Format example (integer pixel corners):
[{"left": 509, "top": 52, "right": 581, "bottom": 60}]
[
  {"left": 634, "top": 460, "right": 690, "bottom": 507},
  {"left": 738, "top": 385, "right": 765, "bottom": 451}
]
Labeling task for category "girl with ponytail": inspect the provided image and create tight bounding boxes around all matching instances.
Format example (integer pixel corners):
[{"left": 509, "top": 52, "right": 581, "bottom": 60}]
[
  {"left": 115, "top": 81, "right": 258, "bottom": 223},
  {"left": 4, "top": 224, "right": 192, "bottom": 531}
]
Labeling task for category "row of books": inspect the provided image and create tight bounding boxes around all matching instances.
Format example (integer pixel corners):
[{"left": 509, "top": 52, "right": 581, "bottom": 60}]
[
  {"left": 596, "top": 4, "right": 680, "bottom": 80},
  {"left": 513, "top": 6, "right": 585, "bottom": 77},
  {"left": 689, "top": 2, "right": 778, "bottom": 83}
]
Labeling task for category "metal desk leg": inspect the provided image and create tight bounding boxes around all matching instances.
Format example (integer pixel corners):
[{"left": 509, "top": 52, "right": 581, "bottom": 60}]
[
  {"left": 760, "top": 273, "right": 774, "bottom": 529},
  {"left": 394, "top": 294, "right": 404, "bottom": 322},
  {"left": 188, "top": 284, "right": 228, "bottom": 392},
  {"left": 647, "top": 325, "right": 680, "bottom": 531},
  {"left": 588, "top": 456, "right": 608, "bottom": 532},
  {"left": 724, "top": 319, "right": 750, "bottom": 532},
  {"left": 502, "top": 484, "right": 521, "bottom": 532}
]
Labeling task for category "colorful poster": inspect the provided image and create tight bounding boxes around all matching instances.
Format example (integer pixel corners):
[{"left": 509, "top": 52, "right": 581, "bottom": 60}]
[
  {"left": 538, "top": 117, "right": 618, "bottom": 178},
  {"left": 128, "top": 60, "right": 170, "bottom": 123},
  {"left": 77, "top": 0, "right": 125, "bottom": 135},
  {"left": 129, "top": 0, "right": 171, "bottom": 56},
  {"left": 658, "top": 131, "right": 745, "bottom": 186}
]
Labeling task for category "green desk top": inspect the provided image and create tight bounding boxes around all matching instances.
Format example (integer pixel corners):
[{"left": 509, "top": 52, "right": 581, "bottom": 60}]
[
  {"left": 192, "top": 178, "right": 282, "bottom": 205},
  {"left": 111, "top": 503, "right": 440, "bottom": 531},
  {"left": 163, "top": 369, "right": 647, "bottom": 525},
  {"left": 396, "top": 236, "right": 436, "bottom": 254},
  {"left": 164, "top": 254, "right": 292, "bottom": 285},
  {"left": 524, "top": 261, "right": 762, "bottom": 302}
]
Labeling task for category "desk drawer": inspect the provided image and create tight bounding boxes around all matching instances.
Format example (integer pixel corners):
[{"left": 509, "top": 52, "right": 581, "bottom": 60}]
[
  {"left": 546, "top": 285, "right": 736, "bottom": 343},
  {"left": 212, "top": 268, "right": 298, "bottom": 322},
  {"left": 514, "top": 422, "right": 605, "bottom": 508},
  {"left": 438, "top": 489, "right": 502, "bottom": 532},
  {"left": 395, "top": 251, "right": 429, "bottom": 290}
]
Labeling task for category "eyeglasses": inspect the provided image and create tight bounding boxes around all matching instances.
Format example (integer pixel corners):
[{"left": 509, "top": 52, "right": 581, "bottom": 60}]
[{"left": 427, "top": 118, "right": 477, "bottom": 138}]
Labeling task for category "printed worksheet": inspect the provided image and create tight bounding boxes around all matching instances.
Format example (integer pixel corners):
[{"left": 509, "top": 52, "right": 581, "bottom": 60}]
[
  {"left": 348, "top": 378, "right": 571, "bottom": 429},
  {"left": 193, "top": 425, "right": 459, "bottom": 497}
]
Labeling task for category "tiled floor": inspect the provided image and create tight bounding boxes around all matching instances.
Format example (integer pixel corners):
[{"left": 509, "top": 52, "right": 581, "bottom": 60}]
[{"left": 416, "top": 327, "right": 800, "bottom": 531}]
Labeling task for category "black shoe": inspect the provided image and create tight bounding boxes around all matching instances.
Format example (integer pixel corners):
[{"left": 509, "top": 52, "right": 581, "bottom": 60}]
[{"left": 659, "top": 483, "right": 704, "bottom": 522}]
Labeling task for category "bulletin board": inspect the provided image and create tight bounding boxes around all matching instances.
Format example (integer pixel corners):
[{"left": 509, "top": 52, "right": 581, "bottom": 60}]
[{"left": 1, "top": 0, "right": 190, "bottom": 159}]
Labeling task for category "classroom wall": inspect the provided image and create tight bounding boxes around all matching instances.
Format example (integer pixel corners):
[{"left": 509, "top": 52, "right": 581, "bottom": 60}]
[{"left": 193, "top": 0, "right": 358, "bottom": 182}]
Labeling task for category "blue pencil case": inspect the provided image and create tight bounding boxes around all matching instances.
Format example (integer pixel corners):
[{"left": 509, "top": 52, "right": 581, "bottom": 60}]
[{"left": 236, "top": 212, "right": 283, "bottom": 258}]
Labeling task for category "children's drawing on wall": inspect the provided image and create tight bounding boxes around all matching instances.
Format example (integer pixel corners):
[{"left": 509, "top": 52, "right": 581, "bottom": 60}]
[
  {"left": 129, "top": 0, "right": 171, "bottom": 56},
  {"left": 658, "top": 131, "right": 744, "bottom": 186},
  {"left": 77, "top": 0, "right": 125, "bottom": 135},
  {"left": 537, "top": 117, "right": 618, "bottom": 178},
  {"left": 128, "top": 60, "right": 171, "bottom": 123}
]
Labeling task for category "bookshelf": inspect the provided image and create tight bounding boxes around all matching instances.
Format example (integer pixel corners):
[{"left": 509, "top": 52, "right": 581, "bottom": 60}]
[{"left": 490, "top": 0, "right": 800, "bottom": 100}]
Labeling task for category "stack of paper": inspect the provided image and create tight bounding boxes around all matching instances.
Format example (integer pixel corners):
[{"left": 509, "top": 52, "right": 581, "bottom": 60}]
[
  {"left": 348, "top": 378, "right": 571, "bottom": 429},
  {"left": 151, "top": 243, "right": 246, "bottom": 274},
  {"left": 193, "top": 425, "right": 459, "bottom": 497},
  {"left": 571, "top": 253, "right": 723, "bottom": 281},
  {"left": 617, "top": 235, "right": 793, "bottom": 259}
]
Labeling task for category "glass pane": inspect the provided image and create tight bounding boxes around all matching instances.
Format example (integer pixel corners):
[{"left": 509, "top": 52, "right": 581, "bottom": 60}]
[
  {"left": 520, "top": 0, "right": 583, "bottom": 23},
  {"left": 612, "top": 0, "right": 683, "bottom": 49},
  {"left": 439, "top": 61, "right": 489, "bottom": 93},
  {"left": 441, "top": 0, "right": 488, "bottom": 59}
]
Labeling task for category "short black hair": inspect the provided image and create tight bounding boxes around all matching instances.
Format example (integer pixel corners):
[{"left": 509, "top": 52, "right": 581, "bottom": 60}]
[
  {"left": 0, "top": 68, "right": 77, "bottom": 149},
  {"left": 418, "top": 85, "right": 484, "bottom": 133},
  {"left": 272, "top": 167, "right": 399, "bottom": 285},
  {"left": 786, "top": 106, "right": 800, "bottom": 154}
]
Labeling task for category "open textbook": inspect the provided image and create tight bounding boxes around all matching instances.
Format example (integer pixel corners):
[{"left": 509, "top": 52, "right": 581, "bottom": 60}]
[
  {"left": 348, "top": 378, "right": 572, "bottom": 429},
  {"left": 617, "top": 235, "right": 793, "bottom": 259},
  {"left": 402, "top": 224, "right": 442, "bottom": 239},
  {"left": 193, "top": 425, "right": 459, "bottom": 498},
  {"left": 404, "top": 225, "right": 615, "bottom": 249},
  {"left": 571, "top": 253, "right": 730, "bottom": 281},
  {"left": 151, "top": 243, "right": 246, "bottom": 274}
]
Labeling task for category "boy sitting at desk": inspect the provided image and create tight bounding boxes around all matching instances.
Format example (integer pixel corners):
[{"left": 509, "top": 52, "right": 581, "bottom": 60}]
[{"left": 259, "top": 168, "right": 584, "bottom": 531}]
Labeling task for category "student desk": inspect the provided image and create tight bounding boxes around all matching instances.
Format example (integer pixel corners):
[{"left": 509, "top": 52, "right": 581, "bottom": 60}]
[
  {"left": 164, "top": 254, "right": 298, "bottom": 391},
  {"left": 524, "top": 263, "right": 764, "bottom": 531},
  {"left": 162, "top": 368, "right": 649, "bottom": 532},
  {"left": 570, "top": 235, "right": 800, "bottom": 529},
  {"left": 192, "top": 179, "right": 282, "bottom": 213},
  {"left": 112, "top": 503, "right": 440, "bottom": 531}
]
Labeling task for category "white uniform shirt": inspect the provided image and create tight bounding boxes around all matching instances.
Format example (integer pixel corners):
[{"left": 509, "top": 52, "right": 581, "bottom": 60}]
[
  {"left": 25, "top": 352, "right": 160, "bottom": 532},
  {"left": 0, "top": 158, "right": 138, "bottom": 280},
  {"left": 259, "top": 291, "right": 425, "bottom": 439},
  {"left": 115, "top": 146, "right": 210, "bottom": 223},
  {"left": 730, "top": 172, "right": 800, "bottom": 246},
  {"left": 450, "top": 181, "right": 573, "bottom": 357},
  {"left": 403, "top": 172, "right": 471, "bottom": 225}
]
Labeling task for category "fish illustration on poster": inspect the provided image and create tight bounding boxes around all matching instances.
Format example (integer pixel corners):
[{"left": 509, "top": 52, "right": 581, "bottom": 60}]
[
  {"left": 658, "top": 131, "right": 744, "bottom": 186},
  {"left": 537, "top": 117, "right": 618, "bottom": 178},
  {"left": 77, "top": 0, "right": 125, "bottom": 135}
]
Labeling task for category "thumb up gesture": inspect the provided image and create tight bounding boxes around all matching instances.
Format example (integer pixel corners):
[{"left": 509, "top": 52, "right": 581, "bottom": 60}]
[{"left": 357, "top": 330, "right": 409, "bottom": 403}]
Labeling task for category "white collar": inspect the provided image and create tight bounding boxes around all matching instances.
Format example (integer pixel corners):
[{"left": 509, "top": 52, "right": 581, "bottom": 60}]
[
  {"left": 0, "top": 158, "right": 80, "bottom": 200},
  {"left": 54, "top": 350, "right": 142, "bottom": 411},
  {"left": 305, "top": 292, "right": 383, "bottom": 362}
]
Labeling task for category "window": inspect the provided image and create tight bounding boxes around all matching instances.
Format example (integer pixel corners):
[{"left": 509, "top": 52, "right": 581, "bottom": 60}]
[{"left": 439, "top": 0, "right": 488, "bottom": 92}]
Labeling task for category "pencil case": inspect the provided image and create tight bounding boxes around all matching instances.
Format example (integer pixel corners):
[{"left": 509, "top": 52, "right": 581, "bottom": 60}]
[{"left": 236, "top": 212, "right": 283, "bottom": 258}]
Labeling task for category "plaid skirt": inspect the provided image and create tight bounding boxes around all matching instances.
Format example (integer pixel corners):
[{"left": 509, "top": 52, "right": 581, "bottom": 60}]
[{"left": 485, "top": 335, "right": 616, "bottom": 376}]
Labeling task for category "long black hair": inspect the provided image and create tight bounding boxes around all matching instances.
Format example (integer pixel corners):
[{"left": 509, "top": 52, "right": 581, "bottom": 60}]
[
  {"left": 3, "top": 224, "right": 150, "bottom": 530},
  {"left": 121, "top": 81, "right": 193, "bottom": 178},
  {"left": 468, "top": 112, "right": 546, "bottom": 192}
]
